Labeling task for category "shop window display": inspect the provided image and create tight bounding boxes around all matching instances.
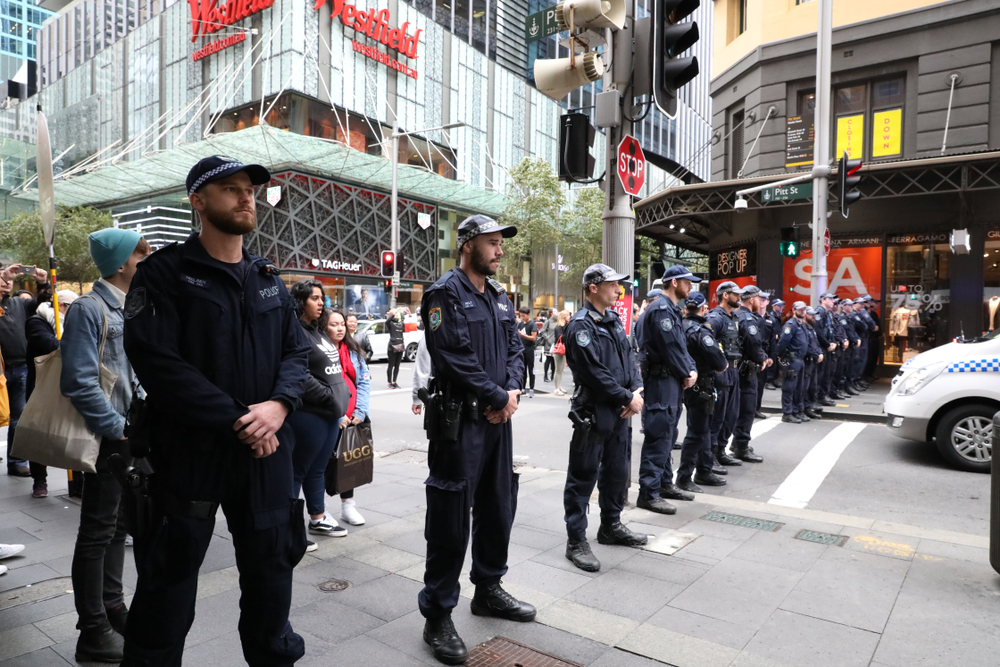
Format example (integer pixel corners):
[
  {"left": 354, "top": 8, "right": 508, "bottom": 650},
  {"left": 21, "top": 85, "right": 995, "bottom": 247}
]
[
  {"left": 983, "top": 230, "right": 1000, "bottom": 332},
  {"left": 884, "top": 236, "right": 950, "bottom": 364}
]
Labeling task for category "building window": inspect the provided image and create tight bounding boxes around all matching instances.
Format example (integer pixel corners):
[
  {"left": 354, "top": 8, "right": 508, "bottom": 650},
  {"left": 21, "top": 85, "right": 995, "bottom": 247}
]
[
  {"left": 738, "top": 0, "right": 747, "bottom": 35},
  {"left": 833, "top": 77, "right": 904, "bottom": 161},
  {"left": 730, "top": 109, "right": 745, "bottom": 179},
  {"left": 885, "top": 235, "right": 950, "bottom": 364}
]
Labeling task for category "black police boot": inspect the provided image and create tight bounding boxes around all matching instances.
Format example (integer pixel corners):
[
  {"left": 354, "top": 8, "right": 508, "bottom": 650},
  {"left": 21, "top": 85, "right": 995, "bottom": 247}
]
[
  {"left": 711, "top": 465, "right": 728, "bottom": 476},
  {"left": 693, "top": 471, "right": 727, "bottom": 486},
  {"left": 672, "top": 442, "right": 682, "bottom": 450},
  {"left": 423, "top": 613, "right": 468, "bottom": 665},
  {"left": 597, "top": 521, "right": 649, "bottom": 546},
  {"left": 820, "top": 397, "right": 837, "bottom": 407},
  {"left": 765, "top": 382, "right": 778, "bottom": 391},
  {"left": 805, "top": 408, "right": 823, "bottom": 420},
  {"left": 75, "top": 622, "right": 125, "bottom": 663},
  {"left": 106, "top": 603, "right": 128, "bottom": 636},
  {"left": 781, "top": 413, "right": 801, "bottom": 424},
  {"left": 715, "top": 446, "right": 742, "bottom": 467},
  {"left": 733, "top": 448, "right": 763, "bottom": 463},
  {"left": 659, "top": 482, "right": 695, "bottom": 502},
  {"left": 471, "top": 582, "right": 536, "bottom": 622},
  {"left": 796, "top": 412, "right": 811, "bottom": 422},
  {"left": 844, "top": 385, "right": 860, "bottom": 396},
  {"left": 755, "top": 410, "right": 768, "bottom": 419},
  {"left": 636, "top": 495, "right": 677, "bottom": 515},
  {"left": 566, "top": 539, "right": 601, "bottom": 572},
  {"left": 677, "top": 479, "right": 703, "bottom": 494}
]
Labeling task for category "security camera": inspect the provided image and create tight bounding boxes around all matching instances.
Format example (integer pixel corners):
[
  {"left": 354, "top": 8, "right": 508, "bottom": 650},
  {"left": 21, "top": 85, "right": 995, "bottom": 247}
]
[{"left": 734, "top": 197, "right": 748, "bottom": 212}]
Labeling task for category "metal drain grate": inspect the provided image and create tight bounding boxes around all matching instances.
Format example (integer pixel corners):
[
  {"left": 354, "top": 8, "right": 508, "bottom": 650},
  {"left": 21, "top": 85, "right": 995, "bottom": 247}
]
[
  {"left": 317, "top": 579, "right": 350, "bottom": 592},
  {"left": 701, "top": 511, "right": 783, "bottom": 532},
  {"left": 466, "top": 637, "right": 584, "bottom": 667},
  {"left": 795, "top": 529, "right": 848, "bottom": 546}
]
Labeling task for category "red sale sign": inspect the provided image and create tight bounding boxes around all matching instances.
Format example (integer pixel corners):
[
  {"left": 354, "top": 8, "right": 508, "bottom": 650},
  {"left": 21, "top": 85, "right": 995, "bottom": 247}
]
[
  {"left": 782, "top": 245, "right": 882, "bottom": 303},
  {"left": 708, "top": 276, "right": 757, "bottom": 309},
  {"left": 613, "top": 285, "right": 634, "bottom": 336}
]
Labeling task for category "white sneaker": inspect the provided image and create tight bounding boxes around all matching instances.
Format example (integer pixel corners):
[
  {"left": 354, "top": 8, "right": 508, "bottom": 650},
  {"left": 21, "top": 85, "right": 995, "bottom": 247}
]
[
  {"left": 305, "top": 540, "right": 318, "bottom": 553},
  {"left": 0, "top": 564, "right": 7, "bottom": 576},
  {"left": 0, "top": 544, "right": 25, "bottom": 560},
  {"left": 309, "top": 513, "right": 347, "bottom": 537},
  {"left": 125, "top": 535, "right": 134, "bottom": 547},
  {"left": 340, "top": 499, "right": 365, "bottom": 526}
]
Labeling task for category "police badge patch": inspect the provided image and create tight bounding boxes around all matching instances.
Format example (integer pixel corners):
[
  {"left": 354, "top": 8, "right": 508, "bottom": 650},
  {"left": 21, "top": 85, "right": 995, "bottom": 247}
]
[
  {"left": 124, "top": 288, "right": 146, "bottom": 320},
  {"left": 749, "top": 324, "right": 758, "bottom": 335},
  {"left": 576, "top": 331, "right": 591, "bottom": 347},
  {"left": 659, "top": 318, "right": 672, "bottom": 332},
  {"left": 783, "top": 326, "right": 791, "bottom": 334},
  {"left": 702, "top": 335, "right": 715, "bottom": 347},
  {"left": 429, "top": 307, "right": 442, "bottom": 331}
]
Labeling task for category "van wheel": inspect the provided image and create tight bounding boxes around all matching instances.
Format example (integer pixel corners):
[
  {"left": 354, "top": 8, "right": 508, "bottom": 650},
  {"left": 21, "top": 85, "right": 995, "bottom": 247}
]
[
  {"left": 404, "top": 343, "right": 418, "bottom": 362},
  {"left": 934, "top": 404, "right": 995, "bottom": 473}
]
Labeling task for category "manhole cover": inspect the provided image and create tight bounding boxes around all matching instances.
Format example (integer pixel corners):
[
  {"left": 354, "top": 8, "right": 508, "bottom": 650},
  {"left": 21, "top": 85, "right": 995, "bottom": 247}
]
[
  {"left": 317, "top": 579, "right": 350, "bottom": 592},
  {"left": 701, "top": 511, "right": 783, "bottom": 532},
  {"left": 795, "top": 529, "right": 847, "bottom": 547},
  {"left": 466, "top": 637, "right": 583, "bottom": 666}
]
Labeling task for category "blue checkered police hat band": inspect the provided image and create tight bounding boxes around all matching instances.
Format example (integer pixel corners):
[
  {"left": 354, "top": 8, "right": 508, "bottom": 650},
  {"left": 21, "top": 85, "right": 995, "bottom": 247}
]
[{"left": 188, "top": 160, "right": 243, "bottom": 195}]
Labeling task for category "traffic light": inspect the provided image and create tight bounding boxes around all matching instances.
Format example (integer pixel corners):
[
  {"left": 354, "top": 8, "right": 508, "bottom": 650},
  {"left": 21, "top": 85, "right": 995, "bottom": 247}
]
[
  {"left": 779, "top": 227, "right": 800, "bottom": 258},
  {"left": 383, "top": 278, "right": 393, "bottom": 294},
  {"left": 380, "top": 250, "right": 395, "bottom": 277},
  {"left": 838, "top": 151, "right": 863, "bottom": 218},
  {"left": 559, "top": 113, "right": 597, "bottom": 182},
  {"left": 651, "top": 0, "right": 701, "bottom": 117}
]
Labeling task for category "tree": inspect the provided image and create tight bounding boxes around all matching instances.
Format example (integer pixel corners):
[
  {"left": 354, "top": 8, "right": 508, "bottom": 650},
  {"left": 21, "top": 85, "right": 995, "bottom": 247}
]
[
  {"left": 560, "top": 187, "right": 604, "bottom": 295},
  {"left": 0, "top": 206, "right": 113, "bottom": 292}
]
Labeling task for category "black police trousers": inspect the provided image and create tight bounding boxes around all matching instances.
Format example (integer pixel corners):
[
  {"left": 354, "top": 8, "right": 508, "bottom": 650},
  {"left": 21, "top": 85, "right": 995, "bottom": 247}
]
[
  {"left": 756, "top": 367, "right": 768, "bottom": 411},
  {"left": 781, "top": 360, "right": 804, "bottom": 414},
  {"left": 419, "top": 420, "right": 517, "bottom": 619},
  {"left": 564, "top": 416, "right": 630, "bottom": 541},
  {"left": 797, "top": 362, "right": 816, "bottom": 413},
  {"left": 820, "top": 352, "right": 837, "bottom": 398},
  {"left": 678, "top": 397, "right": 714, "bottom": 482},
  {"left": 731, "top": 373, "right": 758, "bottom": 452},
  {"left": 710, "top": 383, "right": 740, "bottom": 451},
  {"left": 122, "top": 496, "right": 307, "bottom": 667},
  {"left": 638, "top": 404, "right": 681, "bottom": 498}
]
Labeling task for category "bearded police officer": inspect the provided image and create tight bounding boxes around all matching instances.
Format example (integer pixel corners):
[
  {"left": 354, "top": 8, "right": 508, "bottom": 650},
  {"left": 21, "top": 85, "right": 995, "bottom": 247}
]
[
  {"left": 775, "top": 302, "right": 810, "bottom": 423},
  {"left": 814, "top": 293, "right": 840, "bottom": 406},
  {"left": 563, "top": 264, "right": 646, "bottom": 572},
  {"left": 637, "top": 265, "right": 699, "bottom": 514},
  {"left": 729, "top": 286, "right": 770, "bottom": 463},
  {"left": 706, "top": 282, "right": 743, "bottom": 466},
  {"left": 418, "top": 215, "right": 534, "bottom": 665},
  {"left": 677, "top": 292, "right": 729, "bottom": 493},
  {"left": 839, "top": 299, "right": 862, "bottom": 396}
]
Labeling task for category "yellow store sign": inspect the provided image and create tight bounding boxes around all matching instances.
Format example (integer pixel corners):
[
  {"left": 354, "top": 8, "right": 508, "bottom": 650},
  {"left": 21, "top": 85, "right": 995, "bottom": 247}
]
[
  {"left": 872, "top": 109, "right": 902, "bottom": 158},
  {"left": 836, "top": 114, "right": 864, "bottom": 159}
]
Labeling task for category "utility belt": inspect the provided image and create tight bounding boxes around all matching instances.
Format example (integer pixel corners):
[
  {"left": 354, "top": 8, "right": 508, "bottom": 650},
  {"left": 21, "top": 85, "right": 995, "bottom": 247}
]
[
  {"left": 687, "top": 376, "right": 717, "bottom": 415},
  {"left": 640, "top": 360, "right": 675, "bottom": 379},
  {"left": 568, "top": 405, "right": 596, "bottom": 453},
  {"left": 804, "top": 354, "right": 817, "bottom": 364},
  {"left": 725, "top": 351, "right": 742, "bottom": 362},
  {"left": 738, "top": 359, "right": 759, "bottom": 377},
  {"left": 418, "top": 378, "right": 480, "bottom": 443},
  {"left": 779, "top": 353, "right": 801, "bottom": 367},
  {"left": 109, "top": 387, "right": 157, "bottom": 541}
]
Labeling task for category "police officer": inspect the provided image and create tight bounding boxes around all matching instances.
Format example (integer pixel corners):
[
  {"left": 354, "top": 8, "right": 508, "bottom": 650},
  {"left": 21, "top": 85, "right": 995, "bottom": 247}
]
[
  {"left": 754, "top": 291, "right": 772, "bottom": 418},
  {"left": 706, "top": 282, "right": 743, "bottom": 466},
  {"left": 417, "top": 215, "right": 534, "bottom": 664},
  {"left": 813, "top": 293, "right": 840, "bottom": 406},
  {"left": 854, "top": 297, "right": 877, "bottom": 390},
  {"left": 563, "top": 264, "right": 647, "bottom": 572},
  {"left": 841, "top": 298, "right": 862, "bottom": 395},
  {"left": 677, "top": 292, "right": 729, "bottom": 493},
  {"left": 833, "top": 298, "right": 855, "bottom": 397},
  {"left": 801, "top": 307, "right": 825, "bottom": 421},
  {"left": 828, "top": 298, "right": 849, "bottom": 399},
  {"left": 774, "top": 301, "right": 810, "bottom": 423},
  {"left": 730, "top": 286, "right": 769, "bottom": 462},
  {"left": 864, "top": 296, "right": 882, "bottom": 380},
  {"left": 849, "top": 297, "right": 871, "bottom": 391},
  {"left": 637, "top": 265, "right": 700, "bottom": 513},
  {"left": 765, "top": 298, "right": 785, "bottom": 390},
  {"left": 122, "top": 156, "right": 312, "bottom": 666}
]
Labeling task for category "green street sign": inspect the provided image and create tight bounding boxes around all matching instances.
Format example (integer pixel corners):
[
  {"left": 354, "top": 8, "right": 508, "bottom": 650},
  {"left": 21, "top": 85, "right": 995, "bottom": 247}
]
[
  {"left": 761, "top": 182, "right": 813, "bottom": 203},
  {"left": 525, "top": 8, "right": 561, "bottom": 44}
]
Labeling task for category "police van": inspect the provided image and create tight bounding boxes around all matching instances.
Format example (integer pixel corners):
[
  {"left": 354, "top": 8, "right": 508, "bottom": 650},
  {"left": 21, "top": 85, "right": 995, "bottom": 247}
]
[{"left": 884, "top": 330, "right": 1000, "bottom": 473}]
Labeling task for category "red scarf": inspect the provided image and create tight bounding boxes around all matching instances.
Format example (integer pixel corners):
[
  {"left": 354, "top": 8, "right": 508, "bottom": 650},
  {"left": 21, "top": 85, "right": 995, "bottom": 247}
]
[{"left": 338, "top": 341, "right": 358, "bottom": 418}]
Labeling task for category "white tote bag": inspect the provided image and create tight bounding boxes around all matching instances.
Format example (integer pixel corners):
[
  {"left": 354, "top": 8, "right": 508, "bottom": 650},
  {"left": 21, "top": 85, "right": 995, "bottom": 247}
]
[{"left": 11, "top": 300, "right": 116, "bottom": 474}]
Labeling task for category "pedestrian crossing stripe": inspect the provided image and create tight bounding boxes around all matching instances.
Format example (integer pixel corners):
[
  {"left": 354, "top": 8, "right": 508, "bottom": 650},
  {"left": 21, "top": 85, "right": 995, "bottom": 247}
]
[{"left": 947, "top": 359, "right": 1000, "bottom": 373}]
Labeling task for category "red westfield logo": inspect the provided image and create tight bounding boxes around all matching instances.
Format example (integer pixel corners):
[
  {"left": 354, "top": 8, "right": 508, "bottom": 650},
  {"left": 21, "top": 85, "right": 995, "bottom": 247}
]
[
  {"left": 314, "top": 0, "right": 421, "bottom": 58},
  {"left": 188, "top": 0, "right": 276, "bottom": 41}
]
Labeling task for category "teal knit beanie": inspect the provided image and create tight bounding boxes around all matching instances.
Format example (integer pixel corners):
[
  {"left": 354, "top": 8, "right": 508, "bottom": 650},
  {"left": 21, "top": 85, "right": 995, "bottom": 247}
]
[{"left": 89, "top": 228, "right": 142, "bottom": 278}]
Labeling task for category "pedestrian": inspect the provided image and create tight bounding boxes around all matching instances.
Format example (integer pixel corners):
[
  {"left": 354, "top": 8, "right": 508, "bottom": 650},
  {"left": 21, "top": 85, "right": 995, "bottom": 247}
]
[
  {"left": 636, "top": 266, "right": 700, "bottom": 514},
  {"left": 326, "top": 309, "right": 370, "bottom": 528},
  {"left": 540, "top": 308, "right": 557, "bottom": 382},
  {"left": 552, "top": 310, "right": 570, "bottom": 396},
  {"left": 517, "top": 305, "right": 537, "bottom": 398},
  {"left": 677, "top": 292, "right": 729, "bottom": 493},
  {"left": 706, "top": 282, "right": 744, "bottom": 467},
  {"left": 24, "top": 289, "right": 78, "bottom": 498},
  {"left": 0, "top": 263, "right": 51, "bottom": 476},
  {"left": 418, "top": 214, "right": 533, "bottom": 666},
  {"left": 62, "top": 228, "right": 150, "bottom": 662},
  {"left": 288, "top": 281, "right": 350, "bottom": 550},
  {"left": 775, "top": 301, "right": 810, "bottom": 423},
  {"left": 347, "top": 312, "right": 373, "bottom": 360},
  {"left": 386, "top": 307, "right": 405, "bottom": 389},
  {"left": 122, "top": 156, "right": 311, "bottom": 666},
  {"left": 729, "top": 285, "right": 769, "bottom": 463},
  {"left": 411, "top": 336, "right": 431, "bottom": 415},
  {"left": 0, "top": 543, "right": 26, "bottom": 576},
  {"left": 562, "top": 264, "right": 647, "bottom": 572}
]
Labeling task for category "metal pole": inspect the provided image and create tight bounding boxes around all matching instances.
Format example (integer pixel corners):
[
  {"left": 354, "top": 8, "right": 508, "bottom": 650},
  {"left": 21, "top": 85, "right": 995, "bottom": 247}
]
[
  {"left": 390, "top": 119, "right": 399, "bottom": 309},
  {"left": 603, "top": 7, "right": 635, "bottom": 292},
  {"left": 810, "top": 0, "right": 832, "bottom": 306},
  {"left": 554, "top": 242, "right": 559, "bottom": 310}
]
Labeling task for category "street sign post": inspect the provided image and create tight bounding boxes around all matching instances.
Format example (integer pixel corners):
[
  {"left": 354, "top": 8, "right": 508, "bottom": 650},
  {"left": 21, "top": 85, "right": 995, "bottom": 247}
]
[
  {"left": 617, "top": 135, "right": 645, "bottom": 196},
  {"left": 524, "top": 8, "right": 561, "bottom": 44},
  {"left": 760, "top": 182, "right": 813, "bottom": 203}
]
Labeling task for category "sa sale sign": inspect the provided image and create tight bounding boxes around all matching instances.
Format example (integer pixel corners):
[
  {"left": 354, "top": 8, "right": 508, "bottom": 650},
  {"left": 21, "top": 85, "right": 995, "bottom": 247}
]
[{"left": 782, "top": 243, "right": 882, "bottom": 303}]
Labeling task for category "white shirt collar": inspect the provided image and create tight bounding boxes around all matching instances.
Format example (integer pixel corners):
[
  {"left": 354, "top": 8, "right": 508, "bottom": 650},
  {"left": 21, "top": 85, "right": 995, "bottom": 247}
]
[{"left": 98, "top": 278, "right": 126, "bottom": 308}]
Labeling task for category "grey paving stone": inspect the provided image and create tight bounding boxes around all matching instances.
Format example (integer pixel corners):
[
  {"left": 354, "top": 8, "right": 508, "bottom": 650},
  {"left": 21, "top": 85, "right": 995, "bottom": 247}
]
[
  {"left": 675, "top": 535, "right": 744, "bottom": 561},
  {"left": 589, "top": 647, "right": 670, "bottom": 667},
  {"left": 503, "top": 559, "right": 592, "bottom": 598},
  {"left": 528, "top": 541, "right": 630, "bottom": 579},
  {"left": 184, "top": 588, "right": 242, "bottom": 648},
  {"left": 365, "top": 606, "right": 514, "bottom": 665},
  {"left": 178, "top": 629, "right": 245, "bottom": 666},
  {"left": 727, "top": 527, "right": 828, "bottom": 573},
  {"left": 0, "top": 527, "right": 41, "bottom": 545},
  {"left": 381, "top": 528, "right": 429, "bottom": 556},
  {"left": 331, "top": 573, "right": 423, "bottom": 622},
  {"left": 0, "top": 646, "right": 72, "bottom": 666},
  {"left": 679, "top": 517, "right": 775, "bottom": 543},
  {"left": 742, "top": 609, "right": 879, "bottom": 667},
  {"left": 842, "top": 530, "right": 919, "bottom": 561},
  {"left": 294, "top": 555, "right": 391, "bottom": 588},
  {"left": 914, "top": 538, "right": 989, "bottom": 566},
  {"left": 0, "top": 563, "right": 62, "bottom": 593},
  {"left": 819, "top": 542, "right": 912, "bottom": 574},
  {"left": 300, "top": 633, "right": 431, "bottom": 667},
  {"left": 0, "top": 511, "right": 42, "bottom": 532},
  {"left": 289, "top": 596, "right": 385, "bottom": 644},
  {"left": 498, "top": 618, "right": 612, "bottom": 666},
  {"left": 0, "top": 625, "right": 53, "bottom": 662},
  {"left": 614, "top": 551, "right": 710, "bottom": 586},
  {"left": 565, "top": 568, "right": 683, "bottom": 622},
  {"left": 644, "top": 604, "right": 756, "bottom": 651},
  {"left": 0, "top": 590, "right": 75, "bottom": 633},
  {"left": 615, "top": 621, "right": 739, "bottom": 667},
  {"left": 509, "top": 525, "right": 566, "bottom": 551}
]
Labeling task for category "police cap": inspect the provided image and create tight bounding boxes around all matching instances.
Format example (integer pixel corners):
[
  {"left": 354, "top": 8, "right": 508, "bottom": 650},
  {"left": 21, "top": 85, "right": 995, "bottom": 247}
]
[
  {"left": 716, "top": 281, "right": 740, "bottom": 296},
  {"left": 741, "top": 285, "right": 762, "bottom": 298},
  {"left": 662, "top": 265, "right": 702, "bottom": 283},
  {"left": 760, "top": 291, "right": 772, "bottom": 300},
  {"left": 853, "top": 297, "right": 867, "bottom": 304},
  {"left": 456, "top": 215, "right": 517, "bottom": 248},
  {"left": 582, "top": 263, "right": 629, "bottom": 287},
  {"left": 820, "top": 292, "right": 836, "bottom": 300},
  {"left": 792, "top": 300, "right": 807, "bottom": 310},
  {"left": 646, "top": 289, "right": 662, "bottom": 300},
  {"left": 772, "top": 298, "right": 785, "bottom": 307},
  {"left": 686, "top": 291, "right": 707, "bottom": 308},
  {"left": 186, "top": 155, "right": 270, "bottom": 196},
  {"left": 805, "top": 306, "right": 816, "bottom": 315}
]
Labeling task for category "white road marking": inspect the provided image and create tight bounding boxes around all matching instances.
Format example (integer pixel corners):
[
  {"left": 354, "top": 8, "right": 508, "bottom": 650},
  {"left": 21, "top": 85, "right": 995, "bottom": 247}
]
[
  {"left": 768, "top": 422, "right": 868, "bottom": 509},
  {"left": 750, "top": 416, "right": 782, "bottom": 439}
]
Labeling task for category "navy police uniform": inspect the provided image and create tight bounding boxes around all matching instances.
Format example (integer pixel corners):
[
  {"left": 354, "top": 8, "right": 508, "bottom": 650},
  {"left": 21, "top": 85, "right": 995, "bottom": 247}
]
[
  {"left": 814, "top": 298, "right": 838, "bottom": 402},
  {"left": 800, "top": 313, "right": 823, "bottom": 415},
  {"left": 774, "top": 309, "right": 810, "bottom": 417},
  {"left": 706, "top": 285, "right": 742, "bottom": 464},
  {"left": 730, "top": 290, "right": 767, "bottom": 461}
]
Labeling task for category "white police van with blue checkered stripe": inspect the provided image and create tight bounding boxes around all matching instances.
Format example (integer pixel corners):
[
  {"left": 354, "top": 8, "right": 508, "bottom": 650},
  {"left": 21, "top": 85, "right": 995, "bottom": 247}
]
[{"left": 884, "top": 332, "right": 1000, "bottom": 472}]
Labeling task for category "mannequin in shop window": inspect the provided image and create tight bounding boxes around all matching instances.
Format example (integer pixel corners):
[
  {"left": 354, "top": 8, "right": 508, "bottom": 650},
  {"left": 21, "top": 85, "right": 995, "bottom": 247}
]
[
  {"left": 890, "top": 304, "right": 920, "bottom": 357},
  {"left": 987, "top": 295, "right": 1000, "bottom": 332}
]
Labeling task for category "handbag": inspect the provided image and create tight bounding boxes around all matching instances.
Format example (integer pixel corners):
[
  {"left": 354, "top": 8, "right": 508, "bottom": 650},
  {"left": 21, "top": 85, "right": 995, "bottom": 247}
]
[
  {"left": 552, "top": 335, "right": 566, "bottom": 356},
  {"left": 324, "top": 418, "right": 374, "bottom": 496},
  {"left": 391, "top": 343, "right": 405, "bottom": 353},
  {"left": 0, "top": 352, "right": 9, "bottom": 427},
  {"left": 11, "top": 298, "right": 116, "bottom": 474}
]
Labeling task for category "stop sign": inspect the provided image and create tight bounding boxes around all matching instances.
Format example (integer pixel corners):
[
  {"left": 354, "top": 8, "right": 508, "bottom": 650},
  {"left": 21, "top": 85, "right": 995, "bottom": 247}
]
[{"left": 617, "top": 135, "right": 645, "bottom": 196}]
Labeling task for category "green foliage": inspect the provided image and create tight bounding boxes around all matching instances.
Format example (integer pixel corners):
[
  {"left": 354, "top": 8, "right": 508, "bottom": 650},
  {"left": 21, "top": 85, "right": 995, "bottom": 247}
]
[
  {"left": 497, "top": 158, "right": 565, "bottom": 288},
  {"left": 0, "top": 206, "right": 113, "bottom": 291},
  {"left": 560, "top": 187, "right": 604, "bottom": 292}
]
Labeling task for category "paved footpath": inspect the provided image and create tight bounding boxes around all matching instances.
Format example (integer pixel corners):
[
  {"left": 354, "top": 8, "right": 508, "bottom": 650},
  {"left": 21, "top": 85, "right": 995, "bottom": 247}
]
[{"left": 2, "top": 439, "right": 999, "bottom": 667}]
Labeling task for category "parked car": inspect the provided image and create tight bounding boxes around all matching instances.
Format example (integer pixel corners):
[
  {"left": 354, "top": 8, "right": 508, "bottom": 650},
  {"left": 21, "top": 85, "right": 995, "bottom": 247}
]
[
  {"left": 884, "top": 330, "right": 1000, "bottom": 473},
  {"left": 355, "top": 318, "right": 423, "bottom": 362}
]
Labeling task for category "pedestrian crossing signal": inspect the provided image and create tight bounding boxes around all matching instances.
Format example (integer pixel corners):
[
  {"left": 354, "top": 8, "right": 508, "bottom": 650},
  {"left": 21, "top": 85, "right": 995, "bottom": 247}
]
[{"left": 780, "top": 227, "right": 800, "bottom": 258}]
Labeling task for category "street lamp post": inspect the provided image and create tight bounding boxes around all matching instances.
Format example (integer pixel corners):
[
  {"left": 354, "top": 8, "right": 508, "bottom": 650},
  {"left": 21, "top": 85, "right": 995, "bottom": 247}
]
[{"left": 389, "top": 120, "right": 465, "bottom": 308}]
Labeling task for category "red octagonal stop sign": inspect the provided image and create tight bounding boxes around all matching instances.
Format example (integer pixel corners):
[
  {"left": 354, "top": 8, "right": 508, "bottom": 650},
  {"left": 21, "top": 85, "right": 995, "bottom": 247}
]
[{"left": 617, "top": 135, "right": 645, "bottom": 196}]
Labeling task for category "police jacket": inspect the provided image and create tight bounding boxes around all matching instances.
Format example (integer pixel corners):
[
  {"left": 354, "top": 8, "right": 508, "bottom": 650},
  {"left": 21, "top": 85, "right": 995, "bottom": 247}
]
[
  {"left": 637, "top": 295, "right": 695, "bottom": 409},
  {"left": 707, "top": 306, "right": 740, "bottom": 386},
  {"left": 833, "top": 311, "right": 848, "bottom": 346},
  {"left": 683, "top": 315, "right": 728, "bottom": 377},
  {"left": 815, "top": 306, "right": 836, "bottom": 350},
  {"left": 842, "top": 310, "right": 861, "bottom": 345},
  {"left": 775, "top": 317, "right": 809, "bottom": 360},
  {"left": 565, "top": 302, "right": 642, "bottom": 433},
  {"left": 736, "top": 306, "right": 767, "bottom": 365},
  {"left": 804, "top": 324, "right": 823, "bottom": 361},
  {"left": 860, "top": 309, "right": 877, "bottom": 336},
  {"left": 766, "top": 311, "right": 782, "bottom": 355},
  {"left": 123, "top": 234, "right": 311, "bottom": 525},
  {"left": 420, "top": 268, "right": 523, "bottom": 412}
]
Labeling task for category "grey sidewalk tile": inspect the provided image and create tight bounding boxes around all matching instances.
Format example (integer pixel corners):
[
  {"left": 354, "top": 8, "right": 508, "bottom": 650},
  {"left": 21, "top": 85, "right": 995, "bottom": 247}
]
[
  {"left": 528, "top": 542, "right": 625, "bottom": 579},
  {"left": 644, "top": 605, "right": 756, "bottom": 651},
  {"left": 842, "top": 531, "right": 920, "bottom": 561},
  {"left": 615, "top": 621, "right": 739, "bottom": 667},
  {"left": 819, "top": 543, "right": 912, "bottom": 574},
  {"left": 31, "top": 611, "right": 77, "bottom": 644},
  {"left": 0, "top": 512, "right": 42, "bottom": 532},
  {"left": 498, "top": 618, "right": 612, "bottom": 666},
  {"left": 675, "top": 535, "right": 744, "bottom": 561},
  {"left": 913, "top": 538, "right": 989, "bottom": 566},
  {"left": 301, "top": 633, "right": 431, "bottom": 667},
  {"left": 183, "top": 588, "right": 242, "bottom": 648},
  {"left": 294, "top": 555, "right": 391, "bottom": 589},
  {"left": 366, "top": 606, "right": 511, "bottom": 665},
  {"left": 728, "top": 653, "right": 796, "bottom": 667},
  {"left": 564, "top": 568, "right": 683, "bottom": 622},
  {"left": 589, "top": 648, "right": 672, "bottom": 667},
  {"left": 179, "top": 629, "right": 245, "bottom": 666},
  {"left": 668, "top": 558, "right": 804, "bottom": 631},
  {"left": 289, "top": 596, "right": 385, "bottom": 644},
  {"left": 331, "top": 573, "right": 423, "bottom": 622},
  {"left": 622, "top": 506, "right": 694, "bottom": 530},
  {"left": 381, "top": 527, "right": 427, "bottom": 556},
  {"left": 0, "top": 591, "right": 75, "bottom": 634},
  {"left": 0, "top": 625, "right": 53, "bottom": 662},
  {"left": 359, "top": 517, "right": 427, "bottom": 543},
  {"left": 503, "top": 559, "right": 592, "bottom": 598},
  {"left": 509, "top": 525, "right": 567, "bottom": 551},
  {"left": 728, "top": 528, "right": 828, "bottom": 573},
  {"left": 350, "top": 543, "right": 426, "bottom": 574},
  {"left": 194, "top": 566, "right": 240, "bottom": 600},
  {"left": 615, "top": 551, "right": 710, "bottom": 586},
  {"left": 0, "top": 528, "right": 41, "bottom": 546},
  {"left": 678, "top": 518, "right": 772, "bottom": 543},
  {"left": 537, "top": 599, "right": 640, "bottom": 646},
  {"left": 0, "top": 646, "right": 72, "bottom": 666},
  {"left": 0, "top": 563, "right": 63, "bottom": 594},
  {"left": 742, "top": 609, "right": 879, "bottom": 667}
]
